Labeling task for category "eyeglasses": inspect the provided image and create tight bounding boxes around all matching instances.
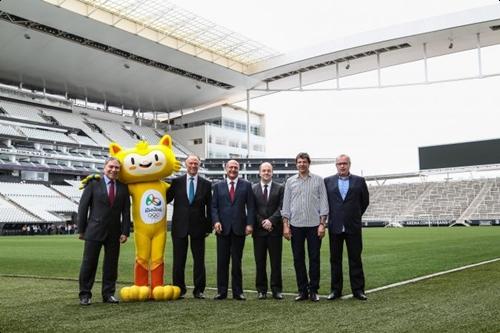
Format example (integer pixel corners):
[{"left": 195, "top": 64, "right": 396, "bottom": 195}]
[{"left": 336, "top": 162, "right": 349, "bottom": 166}]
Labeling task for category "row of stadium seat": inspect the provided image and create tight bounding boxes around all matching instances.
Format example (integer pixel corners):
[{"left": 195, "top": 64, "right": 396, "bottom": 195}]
[{"left": 364, "top": 178, "right": 500, "bottom": 223}]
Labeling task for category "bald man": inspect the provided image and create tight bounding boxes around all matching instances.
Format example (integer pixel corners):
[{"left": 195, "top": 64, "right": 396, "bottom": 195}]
[
  {"left": 211, "top": 160, "right": 255, "bottom": 300},
  {"left": 252, "top": 162, "right": 284, "bottom": 300}
]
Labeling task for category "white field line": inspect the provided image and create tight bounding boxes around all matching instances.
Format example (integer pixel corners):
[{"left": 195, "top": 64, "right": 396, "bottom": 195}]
[
  {"left": 200, "top": 257, "right": 500, "bottom": 299},
  {"left": 345, "top": 257, "right": 500, "bottom": 299},
  {"left": 2, "top": 257, "right": 499, "bottom": 299}
]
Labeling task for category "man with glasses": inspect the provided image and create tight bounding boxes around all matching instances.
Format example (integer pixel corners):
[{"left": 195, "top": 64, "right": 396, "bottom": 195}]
[{"left": 324, "top": 154, "right": 369, "bottom": 301}]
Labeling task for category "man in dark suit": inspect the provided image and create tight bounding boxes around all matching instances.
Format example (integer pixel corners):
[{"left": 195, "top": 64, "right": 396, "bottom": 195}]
[
  {"left": 324, "top": 154, "right": 369, "bottom": 301},
  {"left": 78, "top": 157, "right": 131, "bottom": 305},
  {"left": 252, "top": 162, "right": 284, "bottom": 300},
  {"left": 167, "top": 154, "right": 212, "bottom": 299},
  {"left": 211, "top": 159, "right": 255, "bottom": 300}
]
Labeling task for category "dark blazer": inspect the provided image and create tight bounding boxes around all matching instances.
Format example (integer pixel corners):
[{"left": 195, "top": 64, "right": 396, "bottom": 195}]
[
  {"left": 167, "top": 174, "right": 212, "bottom": 238},
  {"left": 77, "top": 178, "right": 131, "bottom": 241},
  {"left": 252, "top": 182, "right": 284, "bottom": 237},
  {"left": 324, "top": 174, "right": 369, "bottom": 234},
  {"left": 211, "top": 178, "right": 255, "bottom": 236}
]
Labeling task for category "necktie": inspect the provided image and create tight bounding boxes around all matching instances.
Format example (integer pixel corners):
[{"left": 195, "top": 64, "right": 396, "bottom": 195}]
[
  {"left": 263, "top": 184, "right": 268, "bottom": 202},
  {"left": 188, "top": 177, "right": 195, "bottom": 204},
  {"left": 109, "top": 180, "right": 115, "bottom": 206},
  {"left": 229, "top": 181, "right": 235, "bottom": 203}
]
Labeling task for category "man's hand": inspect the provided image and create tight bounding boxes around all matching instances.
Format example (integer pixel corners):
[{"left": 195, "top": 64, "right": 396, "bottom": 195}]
[
  {"left": 245, "top": 225, "right": 253, "bottom": 236},
  {"left": 119, "top": 235, "right": 128, "bottom": 244},
  {"left": 261, "top": 219, "right": 273, "bottom": 231},
  {"left": 214, "top": 222, "right": 222, "bottom": 234},
  {"left": 317, "top": 224, "right": 326, "bottom": 239},
  {"left": 79, "top": 174, "right": 101, "bottom": 190},
  {"left": 283, "top": 220, "right": 291, "bottom": 241},
  {"left": 78, "top": 233, "right": 85, "bottom": 240}
]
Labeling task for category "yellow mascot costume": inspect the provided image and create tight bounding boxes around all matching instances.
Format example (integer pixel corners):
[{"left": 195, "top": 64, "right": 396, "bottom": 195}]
[{"left": 108, "top": 135, "right": 181, "bottom": 300}]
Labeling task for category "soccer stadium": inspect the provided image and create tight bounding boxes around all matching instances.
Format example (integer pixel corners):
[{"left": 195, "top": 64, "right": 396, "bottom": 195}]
[{"left": 1, "top": 1, "right": 500, "bottom": 332}]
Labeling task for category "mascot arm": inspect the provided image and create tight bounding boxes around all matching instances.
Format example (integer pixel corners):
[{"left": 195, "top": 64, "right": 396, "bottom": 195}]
[{"left": 79, "top": 174, "right": 101, "bottom": 190}]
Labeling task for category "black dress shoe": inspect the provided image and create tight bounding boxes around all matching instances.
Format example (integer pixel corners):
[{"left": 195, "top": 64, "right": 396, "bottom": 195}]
[
  {"left": 257, "top": 292, "right": 267, "bottom": 300},
  {"left": 309, "top": 292, "right": 320, "bottom": 302},
  {"left": 103, "top": 295, "right": 119, "bottom": 304},
  {"left": 233, "top": 294, "right": 246, "bottom": 301},
  {"left": 294, "top": 293, "right": 308, "bottom": 301},
  {"left": 353, "top": 291, "right": 368, "bottom": 301},
  {"left": 213, "top": 293, "right": 227, "bottom": 300},
  {"left": 193, "top": 292, "right": 205, "bottom": 299},
  {"left": 272, "top": 292, "right": 283, "bottom": 300},
  {"left": 79, "top": 297, "right": 91, "bottom": 306},
  {"left": 327, "top": 292, "right": 341, "bottom": 301}
]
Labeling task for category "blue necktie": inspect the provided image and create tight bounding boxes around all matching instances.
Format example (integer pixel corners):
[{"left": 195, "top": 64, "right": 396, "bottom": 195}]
[{"left": 188, "top": 177, "right": 195, "bottom": 204}]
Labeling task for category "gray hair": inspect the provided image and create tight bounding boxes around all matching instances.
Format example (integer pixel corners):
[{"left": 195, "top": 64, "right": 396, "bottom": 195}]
[
  {"left": 185, "top": 154, "right": 201, "bottom": 163},
  {"left": 336, "top": 154, "right": 351, "bottom": 164},
  {"left": 104, "top": 156, "right": 121, "bottom": 166}
]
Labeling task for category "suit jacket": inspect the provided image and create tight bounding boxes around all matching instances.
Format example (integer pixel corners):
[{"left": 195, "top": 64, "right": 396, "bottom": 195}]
[
  {"left": 324, "top": 174, "right": 369, "bottom": 234},
  {"left": 252, "top": 182, "right": 284, "bottom": 237},
  {"left": 167, "top": 174, "right": 212, "bottom": 238},
  {"left": 77, "top": 177, "right": 131, "bottom": 242},
  {"left": 211, "top": 178, "right": 255, "bottom": 236}
]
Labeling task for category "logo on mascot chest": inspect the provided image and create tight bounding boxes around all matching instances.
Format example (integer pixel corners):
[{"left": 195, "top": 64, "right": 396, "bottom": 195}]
[{"left": 140, "top": 190, "right": 165, "bottom": 224}]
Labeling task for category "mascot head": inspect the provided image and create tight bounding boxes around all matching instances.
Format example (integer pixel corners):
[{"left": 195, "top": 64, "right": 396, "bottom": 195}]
[{"left": 109, "top": 135, "right": 180, "bottom": 184}]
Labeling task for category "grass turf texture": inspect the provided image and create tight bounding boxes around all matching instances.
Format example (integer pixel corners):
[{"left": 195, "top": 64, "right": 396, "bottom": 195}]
[{"left": 1, "top": 227, "right": 500, "bottom": 332}]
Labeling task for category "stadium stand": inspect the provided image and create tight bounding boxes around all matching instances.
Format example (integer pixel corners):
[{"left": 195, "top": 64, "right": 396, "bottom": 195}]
[
  {"left": 0, "top": 99, "right": 49, "bottom": 123},
  {"left": 0, "top": 182, "right": 75, "bottom": 222},
  {"left": 0, "top": 95, "right": 190, "bottom": 179},
  {"left": 0, "top": 196, "right": 40, "bottom": 223},
  {"left": 363, "top": 182, "right": 431, "bottom": 224},
  {"left": 469, "top": 178, "right": 500, "bottom": 221},
  {"left": 0, "top": 123, "right": 21, "bottom": 137},
  {"left": 17, "top": 126, "right": 76, "bottom": 145},
  {"left": 94, "top": 119, "right": 138, "bottom": 147},
  {"left": 2, "top": 95, "right": 500, "bottom": 231},
  {"left": 405, "top": 179, "right": 484, "bottom": 223}
]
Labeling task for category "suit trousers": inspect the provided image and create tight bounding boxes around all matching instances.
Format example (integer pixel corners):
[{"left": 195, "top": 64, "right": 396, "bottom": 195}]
[
  {"left": 253, "top": 235, "right": 283, "bottom": 293},
  {"left": 79, "top": 236, "right": 120, "bottom": 299},
  {"left": 329, "top": 231, "right": 365, "bottom": 294},
  {"left": 290, "top": 225, "right": 321, "bottom": 294},
  {"left": 172, "top": 235, "right": 206, "bottom": 295},
  {"left": 216, "top": 232, "right": 246, "bottom": 296}
]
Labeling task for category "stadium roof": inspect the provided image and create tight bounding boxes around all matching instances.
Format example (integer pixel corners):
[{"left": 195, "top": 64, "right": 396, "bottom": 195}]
[
  {"left": 0, "top": 1, "right": 500, "bottom": 113},
  {"left": 73, "top": 0, "right": 280, "bottom": 66}
]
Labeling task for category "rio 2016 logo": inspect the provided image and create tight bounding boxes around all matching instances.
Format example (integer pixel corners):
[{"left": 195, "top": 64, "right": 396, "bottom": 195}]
[
  {"left": 140, "top": 190, "right": 165, "bottom": 224},
  {"left": 146, "top": 194, "right": 162, "bottom": 206}
]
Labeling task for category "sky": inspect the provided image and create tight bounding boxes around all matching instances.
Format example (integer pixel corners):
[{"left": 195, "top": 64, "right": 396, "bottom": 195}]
[{"left": 169, "top": 0, "right": 500, "bottom": 177}]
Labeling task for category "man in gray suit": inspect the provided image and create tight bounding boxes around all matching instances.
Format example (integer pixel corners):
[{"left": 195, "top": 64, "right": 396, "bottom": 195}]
[
  {"left": 252, "top": 162, "right": 284, "bottom": 300},
  {"left": 77, "top": 157, "right": 131, "bottom": 305}
]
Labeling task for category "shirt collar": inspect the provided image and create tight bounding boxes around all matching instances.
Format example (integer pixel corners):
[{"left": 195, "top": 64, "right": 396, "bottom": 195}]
[
  {"left": 298, "top": 172, "right": 311, "bottom": 179},
  {"left": 226, "top": 177, "right": 238, "bottom": 185},
  {"left": 187, "top": 174, "right": 198, "bottom": 180},
  {"left": 261, "top": 181, "right": 272, "bottom": 188},
  {"left": 338, "top": 174, "right": 350, "bottom": 181},
  {"left": 103, "top": 174, "right": 113, "bottom": 184}
]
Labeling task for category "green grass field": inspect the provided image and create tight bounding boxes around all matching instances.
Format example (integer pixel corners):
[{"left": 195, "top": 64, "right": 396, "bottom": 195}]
[{"left": 1, "top": 227, "right": 500, "bottom": 332}]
